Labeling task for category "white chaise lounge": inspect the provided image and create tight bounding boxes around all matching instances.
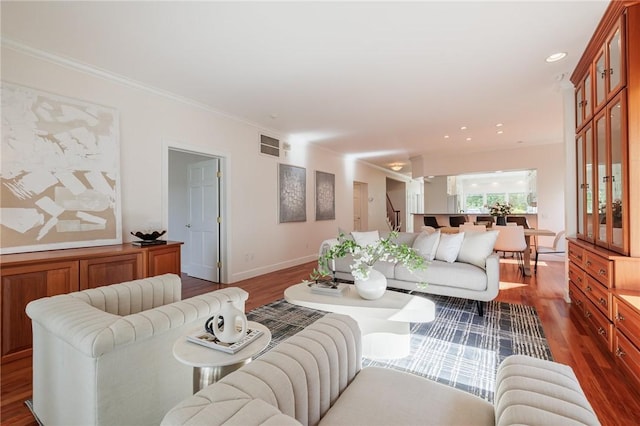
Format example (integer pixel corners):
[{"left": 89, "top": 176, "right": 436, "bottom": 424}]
[{"left": 162, "top": 313, "right": 600, "bottom": 426}]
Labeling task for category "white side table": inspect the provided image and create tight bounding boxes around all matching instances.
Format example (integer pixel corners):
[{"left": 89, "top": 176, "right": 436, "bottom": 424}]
[{"left": 173, "top": 321, "right": 271, "bottom": 393}]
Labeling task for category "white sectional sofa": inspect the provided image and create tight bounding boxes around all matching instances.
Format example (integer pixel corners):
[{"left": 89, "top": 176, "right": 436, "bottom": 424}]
[
  {"left": 26, "top": 273, "right": 248, "bottom": 426},
  {"left": 162, "top": 313, "right": 600, "bottom": 426},
  {"left": 322, "top": 230, "right": 500, "bottom": 315}
]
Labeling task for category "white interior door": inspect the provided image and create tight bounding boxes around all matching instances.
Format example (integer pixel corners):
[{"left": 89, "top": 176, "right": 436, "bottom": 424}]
[{"left": 187, "top": 159, "right": 220, "bottom": 282}]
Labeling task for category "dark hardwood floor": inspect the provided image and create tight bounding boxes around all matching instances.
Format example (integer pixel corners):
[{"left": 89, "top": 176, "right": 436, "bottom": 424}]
[{"left": 2, "top": 258, "right": 640, "bottom": 425}]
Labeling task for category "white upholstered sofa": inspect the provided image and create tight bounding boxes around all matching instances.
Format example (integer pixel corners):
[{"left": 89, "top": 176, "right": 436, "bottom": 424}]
[
  {"left": 322, "top": 230, "right": 500, "bottom": 315},
  {"left": 26, "top": 273, "right": 248, "bottom": 426},
  {"left": 162, "top": 313, "right": 600, "bottom": 426}
]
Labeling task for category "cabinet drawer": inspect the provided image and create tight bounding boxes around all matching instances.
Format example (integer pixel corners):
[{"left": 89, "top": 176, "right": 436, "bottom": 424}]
[
  {"left": 584, "top": 275, "right": 611, "bottom": 319},
  {"left": 569, "top": 281, "right": 586, "bottom": 313},
  {"left": 614, "top": 297, "right": 640, "bottom": 341},
  {"left": 568, "top": 262, "right": 586, "bottom": 288},
  {"left": 583, "top": 299, "right": 613, "bottom": 352},
  {"left": 614, "top": 331, "right": 640, "bottom": 387},
  {"left": 584, "top": 252, "right": 611, "bottom": 287},
  {"left": 568, "top": 242, "right": 585, "bottom": 265}
]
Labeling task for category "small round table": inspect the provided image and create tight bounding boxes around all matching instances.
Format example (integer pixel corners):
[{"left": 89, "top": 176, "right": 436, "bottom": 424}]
[{"left": 173, "top": 321, "right": 271, "bottom": 393}]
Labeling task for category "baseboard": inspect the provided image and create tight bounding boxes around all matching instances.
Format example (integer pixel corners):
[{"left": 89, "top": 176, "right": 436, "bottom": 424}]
[{"left": 230, "top": 254, "right": 317, "bottom": 282}]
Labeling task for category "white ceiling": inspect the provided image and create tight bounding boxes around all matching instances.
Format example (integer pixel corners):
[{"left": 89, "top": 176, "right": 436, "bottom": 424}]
[{"left": 1, "top": 1, "right": 609, "bottom": 173}]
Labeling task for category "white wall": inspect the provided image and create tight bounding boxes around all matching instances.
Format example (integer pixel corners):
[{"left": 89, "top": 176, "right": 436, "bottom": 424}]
[
  {"left": 1, "top": 44, "right": 403, "bottom": 283},
  {"left": 413, "top": 144, "right": 566, "bottom": 245}
]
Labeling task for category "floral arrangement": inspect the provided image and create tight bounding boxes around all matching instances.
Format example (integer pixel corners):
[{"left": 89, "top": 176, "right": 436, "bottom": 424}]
[
  {"left": 487, "top": 201, "right": 513, "bottom": 217},
  {"left": 311, "top": 231, "right": 427, "bottom": 282}
]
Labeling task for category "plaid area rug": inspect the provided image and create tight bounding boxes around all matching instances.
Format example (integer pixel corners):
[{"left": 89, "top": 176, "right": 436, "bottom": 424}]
[{"left": 246, "top": 289, "right": 552, "bottom": 403}]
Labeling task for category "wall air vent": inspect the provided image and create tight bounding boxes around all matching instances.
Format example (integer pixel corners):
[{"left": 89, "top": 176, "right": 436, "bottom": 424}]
[{"left": 260, "top": 135, "right": 280, "bottom": 157}]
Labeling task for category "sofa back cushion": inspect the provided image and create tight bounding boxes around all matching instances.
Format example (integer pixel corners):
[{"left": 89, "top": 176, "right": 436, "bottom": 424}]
[
  {"left": 71, "top": 274, "right": 182, "bottom": 315},
  {"left": 435, "top": 232, "right": 465, "bottom": 263},
  {"left": 412, "top": 230, "right": 440, "bottom": 261},
  {"left": 457, "top": 230, "right": 499, "bottom": 269}
]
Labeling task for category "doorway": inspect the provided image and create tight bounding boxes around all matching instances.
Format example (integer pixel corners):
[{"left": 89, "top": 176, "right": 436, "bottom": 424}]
[
  {"left": 167, "top": 148, "right": 225, "bottom": 283},
  {"left": 353, "top": 181, "right": 368, "bottom": 231}
]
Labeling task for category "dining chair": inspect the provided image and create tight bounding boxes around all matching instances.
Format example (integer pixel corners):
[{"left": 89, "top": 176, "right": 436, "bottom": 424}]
[
  {"left": 535, "top": 230, "right": 566, "bottom": 273},
  {"left": 506, "top": 216, "right": 530, "bottom": 228},
  {"left": 424, "top": 216, "right": 441, "bottom": 228},
  {"left": 475, "top": 215, "right": 494, "bottom": 225},
  {"left": 493, "top": 225, "right": 528, "bottom": 276},
  {"left": 449, "top": 215, "right": 467, "bottom": 227},
  {"left": 460, "top": 223, "right": 487, "bottom": 233}
]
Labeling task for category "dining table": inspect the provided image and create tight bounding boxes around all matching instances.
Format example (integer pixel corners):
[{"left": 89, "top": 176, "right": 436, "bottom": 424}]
[{"left": 436, "top": 226, "right": 556, "bottom": 276}]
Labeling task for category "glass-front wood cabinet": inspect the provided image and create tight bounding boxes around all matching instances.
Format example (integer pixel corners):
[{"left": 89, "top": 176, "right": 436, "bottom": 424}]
[
  {"left": 594, "top": 18, "right": 625, "bottom": 112},
  {"left": 592, "top": 91, "right": 628, "bottom": 253},
  {"left": 575, "top": 69, "right": 593, "bottom": 130},
  {"left": 576, "top": 124, "right": 594, "bottom": 242}
]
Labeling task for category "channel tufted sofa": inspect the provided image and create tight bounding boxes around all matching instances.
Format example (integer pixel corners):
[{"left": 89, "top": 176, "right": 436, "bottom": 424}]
[
  {"left": 25, "top": 273, "right": 248, "bottom": 426},
  {"left": 162, "top": 313, "right": 600, "bottom": 426},
  {"left": 321, "top": 230, "right": 500, "bottom": 315}
]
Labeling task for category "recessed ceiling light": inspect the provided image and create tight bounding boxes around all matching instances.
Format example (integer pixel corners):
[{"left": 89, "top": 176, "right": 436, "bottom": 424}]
[
  {"left": 389, "top": 163, "right": 404, "bottom": 171},
  {"left": 444, "top": 135, "right": 450, "bottom": 139},
  {"left": 497, "top": 130, "right": 504, "bottom": 134},
  {"left": 496, "top": 123, "right": 503, "bottom": 127},
  {"left": 460, "top": 126, "right": 467, "bottom": 130},
  {"left": 546, "top": 52, "right": 567, "bottom": 63},
  {"left": 466, "top": 137, "right": 472, "bottom": 141}
]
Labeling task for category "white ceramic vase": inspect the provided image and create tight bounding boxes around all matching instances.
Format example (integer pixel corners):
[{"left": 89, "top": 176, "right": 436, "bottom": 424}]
[
  {"left": 212, "top": 300, "right": 247, "bottom": 343},
  {"left": 354, "top": 268, "right": 387, "bottom": 300}
]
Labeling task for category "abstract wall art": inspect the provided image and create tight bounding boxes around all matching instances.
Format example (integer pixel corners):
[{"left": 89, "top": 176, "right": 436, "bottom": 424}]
[
  {"left": 278, "top": 163, "right": 306, "bottom": 223},
  {"left": 1, "top": 82, "right": 122, "bottom": 254},
  {"left": 315, "top": 170, "right": 335, "bottom": 221}
]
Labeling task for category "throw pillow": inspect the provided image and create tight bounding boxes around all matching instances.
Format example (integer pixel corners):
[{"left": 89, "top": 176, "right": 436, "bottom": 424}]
[
  {"left": 351, "top": 230, "right": 380, "bottom": 246},
  {"left": 457, "top": 230, "right": 499, "bottom": 268},
  {"left": 435, "top": 232, "right": 465, "bottom": 263},
  {"left": 412, "top": 230, "right": 440, "bottom": 261}
]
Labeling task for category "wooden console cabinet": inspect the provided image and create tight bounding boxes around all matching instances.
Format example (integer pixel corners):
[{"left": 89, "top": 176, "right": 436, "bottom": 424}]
[
  {"left": 570, "top": 1, "right": 640, "bottom": 385},
  {"left": 0, "top": 241, "right": 182, "bottom": 365}
]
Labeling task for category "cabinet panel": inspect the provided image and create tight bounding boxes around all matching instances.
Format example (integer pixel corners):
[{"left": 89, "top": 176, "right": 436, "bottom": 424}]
[
  {"left": 584, "top": 275, "right": 611, "bottom": 319},
  {"left": 568, "top": 242, "right": 585, "bottom": 265},
  {"left": 80, "top": 253, "right": 145, "bottom": 290},
  {"left": 614, "top": 331, "right": 640, "bottom": 387},
  {"left": 0, "top": 261, "right": 78, "bottom": 363},
  {"left": 584, "top": 251, "right": 612, "bottom": 288},
  {"left": 147, "top": 245, "right": 182, "bottom": 277},
  {"left": 614, "top": 297, "right": 640, "bottom": 343},
  {"left": 584, "top": 299, "right": 614, "bottom": 352}
]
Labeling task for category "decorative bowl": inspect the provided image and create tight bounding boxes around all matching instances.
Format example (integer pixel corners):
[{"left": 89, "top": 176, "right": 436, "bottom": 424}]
[{"left": 130, "top": 230, "right": 166, "bottom": 241}]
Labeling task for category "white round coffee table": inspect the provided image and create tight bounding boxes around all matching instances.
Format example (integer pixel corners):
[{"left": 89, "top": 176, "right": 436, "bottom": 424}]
[
  {"left": 173, "top": 321, "right": 271, "bottom": 393},
  {"left": 284, "top": 283, "right": 435, "bottom": 359}
]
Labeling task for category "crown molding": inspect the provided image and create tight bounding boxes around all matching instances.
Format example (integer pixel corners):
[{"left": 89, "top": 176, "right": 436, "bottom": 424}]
[{"left": 1, "top": 37, "right": 282, "bottom": 137}]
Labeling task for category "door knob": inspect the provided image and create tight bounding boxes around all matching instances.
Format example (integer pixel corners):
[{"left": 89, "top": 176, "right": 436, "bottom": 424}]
[{"left": 185, "top": 224, "right": 191, "bottom": 228}]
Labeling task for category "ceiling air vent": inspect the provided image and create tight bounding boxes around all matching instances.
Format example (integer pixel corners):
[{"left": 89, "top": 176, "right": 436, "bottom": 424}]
[{"left": 260, "top": 135, "right": 280, "bottom": 157}]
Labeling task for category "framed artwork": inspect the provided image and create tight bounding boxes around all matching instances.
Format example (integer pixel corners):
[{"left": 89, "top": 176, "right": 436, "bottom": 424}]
[
  {"left": 278, "top": 163, "right": 306, "bottom": 223},
  {"left": 315, "top": 170, "right": 335, "bottom": 221},
  {"left": 1, "top": 82, "right": 122, "bottom": 254}
]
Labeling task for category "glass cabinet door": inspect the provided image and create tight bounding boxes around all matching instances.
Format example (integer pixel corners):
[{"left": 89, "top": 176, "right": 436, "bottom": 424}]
[
  {"left": 575, "top": 84, "right": 585, "bottom": 129},
  {"left": 607, "top": 24, "right": 624, "bottom": 97},
  {"left": 608, "top": 93, "right": 626, "bottom": 251},
  {"left": 577, "top": 133, "right": 585, "bottom": 236},
  {"left": 585, "top": 126, "right": 594, "bottom": 240},
  {"left": 594, "top": 111, "right": 608, "bottom": 247},
  {"left": 595, "top": 49, "right": 607, "bottom": 111}
]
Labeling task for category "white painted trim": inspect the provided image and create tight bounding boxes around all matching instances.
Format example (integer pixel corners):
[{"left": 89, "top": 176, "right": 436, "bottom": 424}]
[
  {"left": 231, "top": 254, "right": 317, "bottom": 283},
  {"left": 162, "top": 139, "right": 231, "bottom": 283}
]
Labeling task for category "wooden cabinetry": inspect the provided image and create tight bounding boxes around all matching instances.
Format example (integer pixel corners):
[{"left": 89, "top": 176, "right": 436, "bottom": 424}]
[
  {"left": 572, "top": 2, "right": 639, "bottom": 257},
  {"left": 613, "top": 293, "right": 640, "bottom": 386},
  {"left": 0, "top": 241, "right": 182, "bottom": 365},
  {"left": 570, "top": 4, "right": 640, "bottom": 384}
]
